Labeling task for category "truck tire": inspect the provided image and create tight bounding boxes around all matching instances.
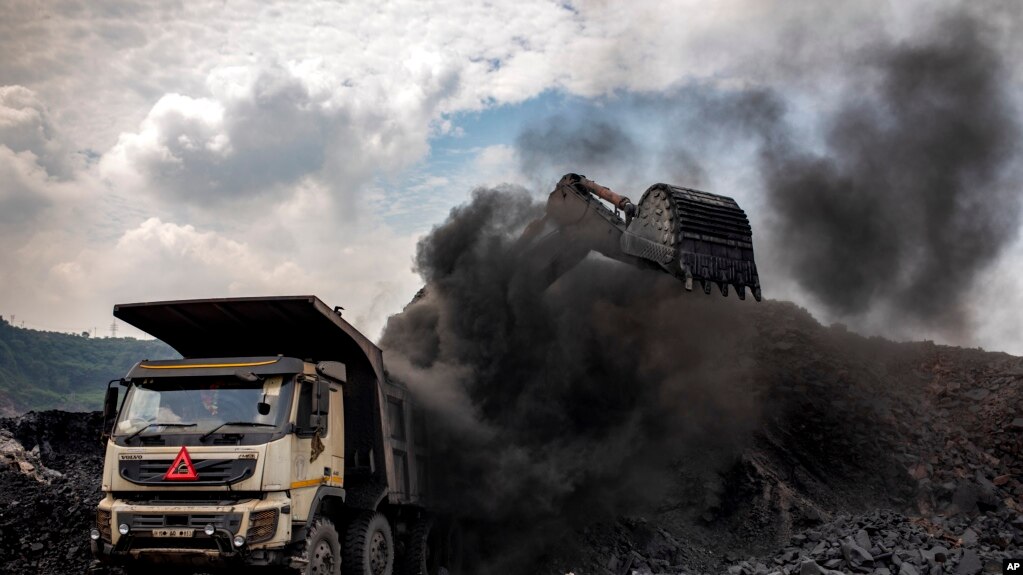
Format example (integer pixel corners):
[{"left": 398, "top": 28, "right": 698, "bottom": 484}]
[
  {"left": 343, "top": 511, "right": 394, "bottom": 575},
  {"left": 402, "top": 518, "right": 439, "bottom": 575},
  {"left": 304, "top": 517, "right": 342, "bottom": 575},
  {"left": 439, "top": 521, "right": 463, "bottom": 575}
]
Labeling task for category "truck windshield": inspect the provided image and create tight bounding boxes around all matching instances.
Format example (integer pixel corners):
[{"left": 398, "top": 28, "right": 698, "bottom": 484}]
[{"left": 114, "top": 374, "right": 293, "bottom": 440}]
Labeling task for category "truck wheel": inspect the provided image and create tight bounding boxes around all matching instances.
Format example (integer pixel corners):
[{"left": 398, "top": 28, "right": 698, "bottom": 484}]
[
  {"left": 402, "top": 518, "right": 439, "bottom": 575},
  {"left": 304, "top": 517, "right": 342, "bottom": 575},
  {"left": 440, "top": 521, "right": 463, "bottom": 575},
  {"left": 343, "top": 511, "right": 394, "bottom": 575}
]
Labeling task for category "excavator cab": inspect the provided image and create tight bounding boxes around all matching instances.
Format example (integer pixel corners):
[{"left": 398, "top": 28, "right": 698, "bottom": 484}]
[{"left": 520, "top": 173, "right": 761, "bottom": 300}]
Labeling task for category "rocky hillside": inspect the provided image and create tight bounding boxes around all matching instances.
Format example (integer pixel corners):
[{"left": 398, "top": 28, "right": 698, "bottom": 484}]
[
  {"left": 0, "top": 317, "right": 175, "bottom": 415},
  {"left": 542, "top": 301, "right": 1023, "bottom": 575}
]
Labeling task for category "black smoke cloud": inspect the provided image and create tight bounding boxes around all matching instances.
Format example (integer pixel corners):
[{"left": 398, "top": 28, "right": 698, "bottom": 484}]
[
  {"left": 377, "top": 8, "right": 1021, "bottom": 571},
  {"left": 515, "top": 116, "right": 644, "bottom": 191},
  {"left": 512, "top": 12, "right": 1021, "bottom": 336},
  {"left": 380, "top": 187, "right": 761, "bottom": 571},
  {"left": 761, "top": 14, "right": 1021, "bottom": 331}
]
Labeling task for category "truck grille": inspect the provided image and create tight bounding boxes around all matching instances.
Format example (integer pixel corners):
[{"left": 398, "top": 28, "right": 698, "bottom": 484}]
[
  {"left": 121, "top": 512, "right": 243, "bottom": 533},
  {"left": 113, "top": 491, "right": 260, "bottom": 505},
  {"left": 248, "top": 509, "right": 279, "bottom": 543},
  {"left": 119, "top": 458, "right": 256, "bottom": 486}
]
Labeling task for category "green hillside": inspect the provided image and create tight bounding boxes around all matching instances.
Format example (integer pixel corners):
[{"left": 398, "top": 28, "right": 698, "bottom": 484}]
[{"left": 0, "top": 316, "right": 177, "bottom": 414}]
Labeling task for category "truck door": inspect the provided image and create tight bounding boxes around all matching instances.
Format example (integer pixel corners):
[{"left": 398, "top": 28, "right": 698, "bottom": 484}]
[{"left": 290, "top": 376, "right": 332, "bottom": 520}]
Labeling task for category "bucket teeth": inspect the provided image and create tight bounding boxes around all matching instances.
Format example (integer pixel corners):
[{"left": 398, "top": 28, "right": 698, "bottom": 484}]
[
  {"left": 718, "top": 282, "right": 728, "bottom": 297},
  {"left": 702, "top": 280, "right": 713, "bottom": 295},
  {"left": 736, "top": 285, "right": 746, "bottom": 300}
]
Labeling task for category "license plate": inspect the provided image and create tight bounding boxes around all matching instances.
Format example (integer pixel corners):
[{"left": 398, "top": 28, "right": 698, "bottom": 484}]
[{"left": 152, "top": 528, "right": 194, "bottom": 538}]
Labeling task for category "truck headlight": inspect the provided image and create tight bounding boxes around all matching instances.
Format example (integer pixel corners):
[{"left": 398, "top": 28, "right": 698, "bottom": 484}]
[
  {"left": 90, "top": 529, "right": 101, "bottom": 541},
  {"left": 118, "top": 524, "right": 130, "bottom": 536},
  {"left": 204, "top": 524, "right": 216, "bottom": 536},
  {"left": 233, "top": 535, "right": 246, "bottom": 548}
]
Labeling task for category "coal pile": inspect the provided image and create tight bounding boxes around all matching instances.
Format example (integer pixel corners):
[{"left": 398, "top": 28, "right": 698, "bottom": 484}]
[
  {"left": 549, "top": 302, "right": 1023, "bottom": 575},
  {"left": 727, "top": 509, "right": 1021, "bottom": 575},
  {"left": 0, "top": 411, "right": 106, "bottom": 574}
]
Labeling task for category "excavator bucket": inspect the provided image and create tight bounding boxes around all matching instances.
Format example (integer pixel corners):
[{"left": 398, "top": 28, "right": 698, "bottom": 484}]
[
  {"left": 519, "top": 174, "right": 761, "bottom": 300},
  {"left": 622, "top": 183, "right": 762, "bottom": 301}
]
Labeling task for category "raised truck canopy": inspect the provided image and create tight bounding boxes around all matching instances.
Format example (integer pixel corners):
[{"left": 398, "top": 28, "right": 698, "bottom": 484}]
[{"left": 113, "top": 295, "right": 385, "bottom": 383}]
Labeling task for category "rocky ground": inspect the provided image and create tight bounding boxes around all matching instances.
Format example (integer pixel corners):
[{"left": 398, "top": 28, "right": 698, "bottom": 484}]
[
  {"left": 0, "top": 411, "right": 106, "bottom": 574},
  {"left": 0, "top": 302, "right": 1020, "bottom": 574}
]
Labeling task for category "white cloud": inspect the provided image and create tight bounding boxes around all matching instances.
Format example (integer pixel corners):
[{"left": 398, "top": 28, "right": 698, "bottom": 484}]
[
  {"left": 0, "top": 0, "right": 1021, "bottom": 354},
  {"left": 0, "top": 85, "right": 74, "bottom": 178}
]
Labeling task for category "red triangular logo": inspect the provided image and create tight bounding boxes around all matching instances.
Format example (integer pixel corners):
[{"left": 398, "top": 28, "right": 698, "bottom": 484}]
[{"left": 163, "top": 446, "right": 199, "bottom": 481}]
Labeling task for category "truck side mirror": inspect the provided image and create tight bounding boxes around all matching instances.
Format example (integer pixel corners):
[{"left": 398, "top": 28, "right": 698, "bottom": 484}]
[
  {"left": 315, "top": 361, "right": 346, "bottom": 383},
  {"left": 103, "top": 387, "right": 119, "bottom": 420},
  {"left": 297, "top": 378, "right": 330, "bottom": 436},
  {"left": 311, "top": 379, "right": 330, "bottom": 415},
  {"left": 309, "top": 413, "right": 323, "bottom": 430},
  {"left": 101, "top": 383, "right": 119, "bottom": 441}
]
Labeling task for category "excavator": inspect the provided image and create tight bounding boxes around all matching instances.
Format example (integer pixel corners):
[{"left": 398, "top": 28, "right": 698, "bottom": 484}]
[{"left": 520, "top": 173, "right": 761, "bottom": 299}]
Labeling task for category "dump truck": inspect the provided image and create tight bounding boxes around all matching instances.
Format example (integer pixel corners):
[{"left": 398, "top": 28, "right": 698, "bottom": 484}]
[
  {"left": 90, "top": 296, "right": 454, "bottom": 575},
  {"left": 90, "top": 174, "right": 760, "bottom": 575}
]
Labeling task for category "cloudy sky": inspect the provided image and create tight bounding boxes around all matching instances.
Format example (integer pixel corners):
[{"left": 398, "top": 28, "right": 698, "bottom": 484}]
[{"left": 2, "top": 0, "right": 1022, "bottom": 352}]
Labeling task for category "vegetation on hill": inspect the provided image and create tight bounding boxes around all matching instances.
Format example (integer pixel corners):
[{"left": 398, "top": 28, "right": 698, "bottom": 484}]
[{"left": 0, "top": 316, "right": 177, "bottom": 415}]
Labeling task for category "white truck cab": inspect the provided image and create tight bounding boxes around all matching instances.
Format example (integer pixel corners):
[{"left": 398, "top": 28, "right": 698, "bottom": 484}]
[{"left": 90, "top": 296, "right": 455, "bottom": 575}]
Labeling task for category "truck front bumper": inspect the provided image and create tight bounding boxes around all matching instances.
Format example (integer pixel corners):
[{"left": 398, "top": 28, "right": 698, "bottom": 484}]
[{"left": 91, "top": 497, "right": 291, "bottom": 569}]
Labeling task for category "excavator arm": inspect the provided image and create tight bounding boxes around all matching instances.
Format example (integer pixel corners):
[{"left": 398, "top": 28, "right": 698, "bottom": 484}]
[{"left": 519, "top": 173, "right": 762, "bottom": 300}]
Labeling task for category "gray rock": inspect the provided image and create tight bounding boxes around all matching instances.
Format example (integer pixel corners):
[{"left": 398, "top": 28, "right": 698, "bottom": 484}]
[
  {"left": 842, "top": 538, "right": 874, "bottom": 572},
  {"left": 800, "top": 560, "right": 845, "bottom": 575},
  {"left": 964, "top": 388, "right": 989, "bottom": 401},
  {"left": 855, "top": 529, "right": 872, "bottom": 551},
  {"left": 953, "top": 482, "right": 979, "bottom": 513},
  {"left": 956, "top": 550, "right": 982, "bottom": 575},
  {"left": 800, "top": 561, "right": 825, "bottom": 575},
  {"left": 898, "top": 563, "right": 920, "bottom": 575},
  {"left": 920, "top": 545, "right": 948, "bottom": 564}
]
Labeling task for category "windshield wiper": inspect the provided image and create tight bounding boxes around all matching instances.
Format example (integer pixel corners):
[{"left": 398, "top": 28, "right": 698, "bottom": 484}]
[
  {"left": 126, "top": 422, "right": 197, "bottom": 443},
  {"left": 200, "top": 421, "right": 276, "bottom": 442}
]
